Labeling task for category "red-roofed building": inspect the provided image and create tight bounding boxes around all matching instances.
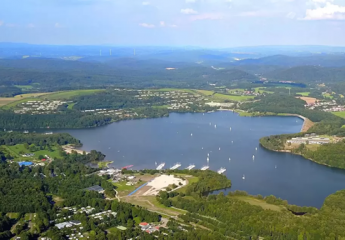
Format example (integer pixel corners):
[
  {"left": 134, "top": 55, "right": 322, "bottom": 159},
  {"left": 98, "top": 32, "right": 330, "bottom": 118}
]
[
  {"left": 42, "top": 159, "right": 46, "bottom": 161},
  {"left": 139, "top": 222, "right": 148, "bottom": 226}
]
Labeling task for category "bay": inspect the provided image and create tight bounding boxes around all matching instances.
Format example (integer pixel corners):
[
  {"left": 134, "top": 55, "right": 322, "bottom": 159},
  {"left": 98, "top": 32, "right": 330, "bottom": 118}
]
[{"left": 56, "top": 111, "right": 345, "bottom": 208}]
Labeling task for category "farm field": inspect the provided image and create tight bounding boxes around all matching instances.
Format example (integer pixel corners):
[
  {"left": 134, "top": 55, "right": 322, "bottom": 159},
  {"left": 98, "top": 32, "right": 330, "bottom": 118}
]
[
  {"left": 212, "top": 93, "right": 255, "bottom": 102},
  {"left": 40, "top": 89, "right": 104, "bottom": 100},
  {"left": 297, "top": 92, "right": 310, "bottom": 96},
  {"left": 194, "top": 89, "right": 214, "bottom": 96},
  {"left": 296, "top": 96, "right": 318, "bottom": 105},
  {"left": 332, "top": 111, "right": 345, "bottom": 118}
]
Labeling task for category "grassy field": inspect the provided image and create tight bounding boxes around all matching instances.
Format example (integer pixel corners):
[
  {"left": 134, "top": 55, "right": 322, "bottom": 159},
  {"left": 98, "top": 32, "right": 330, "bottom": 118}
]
[
  {"left": 6, "top": 212, "right": 20, "bottom": 219},
  {"left": 323, "top": 93, "right": 334, "bottom": 99},
  {"left": 123, "top": 195, "right": 186, "bottom": 218},
  {"left": 194, "top": 90, "right": 215, "bottom": 96},
  {"left": 296, "top": 92, "right": 310, "bottom": 96},
  {"left": 175, "top": 175, "right": 199, "bottom": 194},
  {"left": 230, "top": 196, "right": 284, "bottom": 212},
  {"left": 24, "top": 213, "right": 36, "bottom": 221},
  {"left": 41, "top": 89, "right": 104, "bottom": 100},
  {"left": 212, "top": 93, "right": 255, "bottom": 102},
  {"left": 67, "top": 103, "right": 75, "bottom": 109},
  {"left": 254, "top": 87, "right": 274, "bottom": 94},
  {"left": 153, "top": 88, "right": 195, "bottom": 94},
  {"left": 2, "top": 144, "right": 62, "bottom": 160},
  {"left": 0, "top": 93, "right": 50, "bottom": 108},
  {"left": 110, "top": 180, "right": 147, "bottom": 197},
  {"left": 332, "top": 111, "right": 345, "bottom": 118},
  {"left": 98, "top": 161, "right": 113, "bottom": 168},
  {"left": 15, "top": 85, "right": 34, "bottom": 90}
]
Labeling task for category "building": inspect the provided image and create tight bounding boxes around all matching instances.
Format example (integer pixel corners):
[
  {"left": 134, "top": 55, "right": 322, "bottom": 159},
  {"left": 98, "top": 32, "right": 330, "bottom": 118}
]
[
  {"left": 287, "top": 135, "right": 330, "bottom": 145},
  {"left": 55, "top": 220, "right": 81, "bottom": 229}
]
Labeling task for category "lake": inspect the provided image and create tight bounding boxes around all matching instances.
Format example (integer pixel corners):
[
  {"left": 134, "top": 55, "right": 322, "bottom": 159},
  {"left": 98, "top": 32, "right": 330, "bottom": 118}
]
[{"left": 56, "top": 111, "right": 345, "bottom": 208}]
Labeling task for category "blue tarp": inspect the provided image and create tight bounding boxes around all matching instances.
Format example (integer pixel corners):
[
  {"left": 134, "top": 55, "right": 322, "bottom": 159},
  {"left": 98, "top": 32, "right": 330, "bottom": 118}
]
[{"left": 18, "top": 161, "right": 33, "bottom": 166}]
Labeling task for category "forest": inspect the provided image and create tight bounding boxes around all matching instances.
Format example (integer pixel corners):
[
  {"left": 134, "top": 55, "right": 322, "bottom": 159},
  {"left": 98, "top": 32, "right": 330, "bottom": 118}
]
[
  {"left": 0, "top": 131, "right": 80, "bottom": 146},
  {"left": 0, "top": 111, "right": 112, "bottom": 130},
  {"left": 0, "top": 58, "right": 258, "bottom": 91},
  {"left": 156, "top": 170, "right": 345, "bottom": 239},
  {"left": 241, "top": 94, "right": 345, "bottom": 134},
  {"left": 0, "top": 150, "right": 234, "bottom": 240}
]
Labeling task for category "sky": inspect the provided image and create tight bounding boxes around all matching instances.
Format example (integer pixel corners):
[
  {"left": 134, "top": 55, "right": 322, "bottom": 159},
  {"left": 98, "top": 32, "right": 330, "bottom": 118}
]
[{"left": 1, "top": 0, "right": 345, "bottom": 47}]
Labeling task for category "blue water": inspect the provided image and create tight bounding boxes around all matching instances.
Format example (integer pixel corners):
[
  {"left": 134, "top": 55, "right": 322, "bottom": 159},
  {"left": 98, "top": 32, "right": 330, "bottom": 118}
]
[{"left": 56, "top": 111, "right": 345, "bottom": 208}]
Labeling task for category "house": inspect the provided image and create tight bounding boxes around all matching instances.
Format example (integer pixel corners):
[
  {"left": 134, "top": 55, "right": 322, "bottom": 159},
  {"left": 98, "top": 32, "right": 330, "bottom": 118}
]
[{"left": 139, "top": 222, "right": 148, "bottom": 227}]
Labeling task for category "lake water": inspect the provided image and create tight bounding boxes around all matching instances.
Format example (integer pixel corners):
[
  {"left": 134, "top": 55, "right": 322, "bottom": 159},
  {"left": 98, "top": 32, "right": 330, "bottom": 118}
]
[{"left": 56, "top": 111, "right": 345, "bottom": 208}]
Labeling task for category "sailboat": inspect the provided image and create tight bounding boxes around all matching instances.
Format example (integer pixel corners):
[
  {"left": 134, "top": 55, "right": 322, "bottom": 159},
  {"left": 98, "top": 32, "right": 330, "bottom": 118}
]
[
  {"left": 209, "top": 122, "right": 211, "bottom": 126},
  {"left": 219, "top": 147, "right": 221, "bottom": 151},
  {"left": 207, "top": 153, "right": 210, "bottom": 157},
  {"left": 242, "top": 174, "right": 245, "bottom": 180},
  {"left": 202, "top": 147, "right": 204, "bottom": 150},
  {"left": 155, "top": 162, "right": 157, "bottom": 166},
  {"left": 230, "top": 127, "right": 232, "bottom": 131},
  {"left": 207, "top": 157, "right": 209, "bottom": 163},
  {"left": 255, "top": 147, "right": 258, "bottom": 151},
  {"left": 252, "top": 155, "right": 255, "bottom": 160},
  {"left": 229, "top": 158, "right": 231, "bottom": 161},
  {"left": 214, "top": 124, "right": 217, "bottom": 129},
  {"left": 275, "top": 165, "right": 277, "bottom": 169},
  {"left": 191, "top": 133, "right": 193, "bottom": 137}
]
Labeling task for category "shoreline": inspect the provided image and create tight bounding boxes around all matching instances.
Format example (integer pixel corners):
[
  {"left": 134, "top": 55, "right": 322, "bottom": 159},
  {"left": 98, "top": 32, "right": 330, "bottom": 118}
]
[{"left": 260, "top": 145, "right": 334, "bottom": 169}]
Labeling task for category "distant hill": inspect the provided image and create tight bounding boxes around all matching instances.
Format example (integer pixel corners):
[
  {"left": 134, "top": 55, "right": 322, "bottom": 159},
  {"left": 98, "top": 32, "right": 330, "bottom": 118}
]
[
  {"left": 264, "top": 66, "right": 345, "bottom": 83},
  {"left": 233, "top": 54, "right": 345, "bottom": 68},
  {"left": 0, "top": 58, "right": 258, "bottom": 90}
]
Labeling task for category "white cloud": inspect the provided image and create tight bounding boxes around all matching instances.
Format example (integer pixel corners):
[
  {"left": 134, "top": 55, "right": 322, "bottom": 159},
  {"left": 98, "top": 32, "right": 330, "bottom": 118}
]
[
  {"left": 170, "top": 24, "right": 178, "bottom": 28},
  {"left": 181, "top": 8, "right": 198, "bottom": 14},
  {"left": 139, "top": 23, "right": 155, "bottom": 28},
  {"left": 304, "top": 2, "right": 345, "bottom": 20},
  {"left": 190, "top": 13, "right": 224, "bottom": 21},
  {"left": 142, "top": 1, "right": 150, "bottom": 5},
  {"left": 186, "top": 0, "right": 197, "bottom": 3},
  {"left": 160, "top": 21, "right": 165, "bottom": 26},
  {"left": 55, "top": 22, "right": 63, "bottom": 28},
  {"left": 0, "top": 20, "right": 4, "bottom": 26}
]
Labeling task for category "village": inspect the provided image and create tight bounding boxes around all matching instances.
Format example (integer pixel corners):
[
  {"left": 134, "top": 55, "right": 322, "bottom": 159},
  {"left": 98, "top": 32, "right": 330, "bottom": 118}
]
[
  {"left": 47, "top": 167, "right": 187, "bottom": 239},
  {"left": 287, "top": 133, "right": 344, "bottom": 145},
  {"left": 14, "top": 100, "right": 67, "bottom": 114},
  {"left": 305, "top": 99, "right": 345, "bottom": 112}
]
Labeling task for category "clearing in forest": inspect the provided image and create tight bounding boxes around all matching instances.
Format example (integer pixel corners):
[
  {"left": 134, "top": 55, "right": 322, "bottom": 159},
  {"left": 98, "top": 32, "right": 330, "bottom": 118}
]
[{"left": 231, "top": 196, "right": 284, "bottom": 212}]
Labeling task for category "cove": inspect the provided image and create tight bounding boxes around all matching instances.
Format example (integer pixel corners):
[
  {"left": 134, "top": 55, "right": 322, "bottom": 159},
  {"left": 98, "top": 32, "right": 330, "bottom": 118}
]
[{"left": 55, "top": 111, "right": 345, "bottom": 208}]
